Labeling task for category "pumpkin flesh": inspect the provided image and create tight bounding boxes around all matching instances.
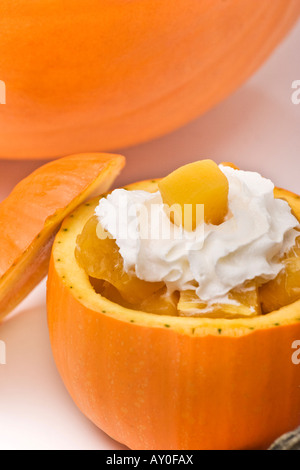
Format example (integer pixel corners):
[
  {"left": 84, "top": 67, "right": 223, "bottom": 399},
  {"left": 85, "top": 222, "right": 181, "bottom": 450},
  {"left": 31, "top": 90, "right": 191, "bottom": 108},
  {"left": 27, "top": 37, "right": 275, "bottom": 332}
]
[{"left": 260, "top": 236, "right": 300, "bottom": 314}]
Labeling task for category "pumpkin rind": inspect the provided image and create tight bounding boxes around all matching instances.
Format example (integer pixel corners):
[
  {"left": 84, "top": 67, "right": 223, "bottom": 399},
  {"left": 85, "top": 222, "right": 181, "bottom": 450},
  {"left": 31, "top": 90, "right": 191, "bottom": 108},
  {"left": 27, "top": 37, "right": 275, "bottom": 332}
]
[
  {"left": 47, "top": 180, "right": 300, "bottom": 450},
  {"left": 0, "top": 0, "right": 299, "bottom": 158},
  {"left": 0, "top": 153, "right": 125, "bottom": 320}
]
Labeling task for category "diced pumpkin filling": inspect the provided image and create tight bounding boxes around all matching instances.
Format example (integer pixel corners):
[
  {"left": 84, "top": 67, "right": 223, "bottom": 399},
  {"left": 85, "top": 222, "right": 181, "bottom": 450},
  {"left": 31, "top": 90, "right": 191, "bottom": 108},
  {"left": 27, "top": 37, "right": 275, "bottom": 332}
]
[
  {"left": 259, "top": 236, "right": 300, "bottom": 314},
  {"left": 178, "top": 281, "right": 260, "bottom": 318},
  {"left": 75, "top": 215, "right": 164, "bottom": 305},
  {"left": 89, "top": 277, "right": 179, "bottom": 316},
  {"left": 75, "top": 215, "right": 300, "bottom": 319},
  {"left": 75, "top": 160, "right": 300, "bottom": 319}
]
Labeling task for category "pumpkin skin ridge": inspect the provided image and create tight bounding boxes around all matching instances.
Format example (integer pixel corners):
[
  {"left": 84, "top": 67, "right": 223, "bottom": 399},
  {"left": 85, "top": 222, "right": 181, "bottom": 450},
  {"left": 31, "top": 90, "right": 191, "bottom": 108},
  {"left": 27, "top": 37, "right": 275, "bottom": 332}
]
[{"left": 1, "top": 0, "right": 300, "bottom": 159}]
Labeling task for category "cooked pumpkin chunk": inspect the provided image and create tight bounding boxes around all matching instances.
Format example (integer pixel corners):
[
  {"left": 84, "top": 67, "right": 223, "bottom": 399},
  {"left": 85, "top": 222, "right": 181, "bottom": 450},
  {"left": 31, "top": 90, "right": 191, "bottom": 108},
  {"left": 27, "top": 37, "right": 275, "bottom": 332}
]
[
  {"left": 259, "top": 236, "right": 300, "bottom": 314},
  {"left": 89, "top": 278, "right": 131, "bottom": 307},
  {"left": 139, "top": 287, "right": 179, "bottom": 316},
  {"left": 178, "top": 282, "right": 260, "bottom": 318},
  {"left": 90, "top": 278, "right": 178, "bottom": 316},
  {"left": 75, "top": 215, "right": 164, "bottom": 304},
  {"left": 158, "top": 159, "right": 229, "bottom": 231}
]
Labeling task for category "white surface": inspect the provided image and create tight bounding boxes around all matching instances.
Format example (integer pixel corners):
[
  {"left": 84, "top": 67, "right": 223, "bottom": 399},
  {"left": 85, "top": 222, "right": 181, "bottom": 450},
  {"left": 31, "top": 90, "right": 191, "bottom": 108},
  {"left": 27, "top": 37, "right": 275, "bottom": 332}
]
[{"left": 0, "top": 21, "right": 299, "bottom": 450}]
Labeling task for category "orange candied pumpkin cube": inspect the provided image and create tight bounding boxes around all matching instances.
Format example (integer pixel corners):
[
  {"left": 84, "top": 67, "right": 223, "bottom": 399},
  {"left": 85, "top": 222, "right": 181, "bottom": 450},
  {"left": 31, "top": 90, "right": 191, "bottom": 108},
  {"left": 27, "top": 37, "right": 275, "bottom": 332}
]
[{"left": 158, "top": 159, "right": 229, "bottom": 231}]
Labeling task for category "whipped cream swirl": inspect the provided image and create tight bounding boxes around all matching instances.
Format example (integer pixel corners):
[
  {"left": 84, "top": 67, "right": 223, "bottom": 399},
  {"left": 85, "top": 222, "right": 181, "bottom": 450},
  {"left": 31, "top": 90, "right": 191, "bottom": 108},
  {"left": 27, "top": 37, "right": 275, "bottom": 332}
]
[{"left": 95, "top": 165, "right": 299, "bottom": 301}]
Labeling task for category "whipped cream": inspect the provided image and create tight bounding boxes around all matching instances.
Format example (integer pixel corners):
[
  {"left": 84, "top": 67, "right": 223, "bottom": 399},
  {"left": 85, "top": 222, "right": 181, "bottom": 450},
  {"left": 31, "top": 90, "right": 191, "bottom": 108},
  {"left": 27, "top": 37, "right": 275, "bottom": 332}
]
[{"left": 95, "top": 165, "right": 300, "bottom": 302}]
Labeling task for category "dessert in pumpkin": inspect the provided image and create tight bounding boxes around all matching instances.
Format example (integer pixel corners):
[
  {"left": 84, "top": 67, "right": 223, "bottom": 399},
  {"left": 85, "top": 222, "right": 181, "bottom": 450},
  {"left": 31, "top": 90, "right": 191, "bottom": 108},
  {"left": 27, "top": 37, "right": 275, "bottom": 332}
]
[
  {"left": 75, "top": 160, "right": 300, "bottom": 319},
  {"left": 48, "top": 159, "right": 300, "bottom": 451}
]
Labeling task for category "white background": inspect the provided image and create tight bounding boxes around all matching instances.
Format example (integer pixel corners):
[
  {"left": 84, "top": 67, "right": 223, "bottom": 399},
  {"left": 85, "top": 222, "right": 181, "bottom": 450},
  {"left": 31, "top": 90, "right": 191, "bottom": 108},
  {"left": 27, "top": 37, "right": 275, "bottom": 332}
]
[{"left": 0, "top": 21, "right": 299, "bottom": 450}]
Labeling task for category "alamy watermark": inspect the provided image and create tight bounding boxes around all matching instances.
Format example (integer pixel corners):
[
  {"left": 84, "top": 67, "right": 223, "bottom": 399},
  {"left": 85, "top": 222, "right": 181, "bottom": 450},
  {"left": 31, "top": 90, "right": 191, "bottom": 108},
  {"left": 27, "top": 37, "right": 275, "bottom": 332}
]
[
  {"left": 0, "top": 340, "right": 6, "bottom": 365},
  {"left": 292, "top": 340, "right": 300, "bottom": 365},
  {"left": 291, "top": 80, "right": 300, "bottom": 105},
  {"left": 0, "top": 79, "right": 299, "bottom": 106},
  {"left": 97, "top": 202, "right": 205, "bottom": 246},
  {"left": 0, "top": 80, "right": 6, "bottom": 104}
]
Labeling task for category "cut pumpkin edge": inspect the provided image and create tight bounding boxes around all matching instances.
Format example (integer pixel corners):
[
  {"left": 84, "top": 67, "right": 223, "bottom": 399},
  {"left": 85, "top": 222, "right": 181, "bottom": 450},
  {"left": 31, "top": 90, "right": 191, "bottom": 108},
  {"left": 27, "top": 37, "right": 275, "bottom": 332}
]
[
  {"left": 49, "top": 179, "right": 300, "bottom": 338},
  {"left": 0, "top": 153, "right": 125, "bottom": 321}
]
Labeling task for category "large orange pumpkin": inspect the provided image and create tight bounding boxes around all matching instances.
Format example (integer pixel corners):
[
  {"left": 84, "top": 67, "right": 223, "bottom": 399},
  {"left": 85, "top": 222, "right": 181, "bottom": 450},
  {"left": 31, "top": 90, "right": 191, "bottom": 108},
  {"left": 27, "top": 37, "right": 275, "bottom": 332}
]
[
  {"left": 0, "top": 0, "right": 299, "bottom": 159},
  {"left": 47, "top": 179, "right": 300, "bottom": 450}
]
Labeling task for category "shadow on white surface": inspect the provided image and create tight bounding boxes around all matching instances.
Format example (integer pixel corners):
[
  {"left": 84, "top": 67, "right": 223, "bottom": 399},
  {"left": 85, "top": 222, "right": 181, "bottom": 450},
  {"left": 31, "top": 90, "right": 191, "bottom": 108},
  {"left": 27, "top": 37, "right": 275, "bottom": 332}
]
[{"left": 0, "top": 280, "right": 127, "bottom": 450}]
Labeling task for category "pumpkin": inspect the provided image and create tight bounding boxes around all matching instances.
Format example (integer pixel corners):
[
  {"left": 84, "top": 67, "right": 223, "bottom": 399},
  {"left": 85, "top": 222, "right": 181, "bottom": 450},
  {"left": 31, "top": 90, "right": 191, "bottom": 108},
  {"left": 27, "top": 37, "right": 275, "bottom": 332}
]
[
  {"left": 0, "top": 0, "right": 299, "bottom": 159},
  {"left": 0, "top": 153, "right": 125, "bottom": 321},
  {"left": 47, "top": 179, "right": 300, "bottom": 450}
]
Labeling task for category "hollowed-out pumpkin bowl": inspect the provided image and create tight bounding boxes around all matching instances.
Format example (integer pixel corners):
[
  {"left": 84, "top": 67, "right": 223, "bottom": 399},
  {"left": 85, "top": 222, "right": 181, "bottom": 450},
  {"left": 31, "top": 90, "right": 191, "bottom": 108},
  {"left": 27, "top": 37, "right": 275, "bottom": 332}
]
[{"left": 47, "top": 179, "right": 300, "bottom": 450}]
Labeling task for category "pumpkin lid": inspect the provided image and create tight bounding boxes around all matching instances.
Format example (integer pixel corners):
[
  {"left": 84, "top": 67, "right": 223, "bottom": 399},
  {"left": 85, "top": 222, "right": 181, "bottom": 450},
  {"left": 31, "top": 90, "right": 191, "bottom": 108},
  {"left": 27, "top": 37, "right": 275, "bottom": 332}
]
[{"left": 0, "top": 153, "right": 125, "bottom": 321}]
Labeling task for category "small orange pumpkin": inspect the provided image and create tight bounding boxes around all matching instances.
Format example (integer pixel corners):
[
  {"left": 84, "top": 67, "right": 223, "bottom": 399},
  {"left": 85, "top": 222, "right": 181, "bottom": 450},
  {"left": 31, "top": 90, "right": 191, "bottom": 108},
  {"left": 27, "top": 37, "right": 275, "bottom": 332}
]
[
  {"left": 0, "top": 0, "right": 299, "bottom": 159},
  {"left": 47, "top": 179, "right": 300, "bottom": 450}
]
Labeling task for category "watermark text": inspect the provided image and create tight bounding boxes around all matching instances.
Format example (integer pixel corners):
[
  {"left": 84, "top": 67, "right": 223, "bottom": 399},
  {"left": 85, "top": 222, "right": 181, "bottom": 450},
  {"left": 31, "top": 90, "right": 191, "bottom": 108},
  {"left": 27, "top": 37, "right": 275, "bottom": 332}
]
[
  {"left": 106, "top": 453, "right": 193, "bottom": 466},
  {"left": 96, "top": 202, "right": 205, "bottom": 247},
  {"left": 0, "top": 80, "right": 6, "bottom": 104},
  {"left": 0, "top": 340, "right": 6, "bottom": 365},
  {"left": 291, "top": 80, "right": 300, "bottom": 105},
  {"left": 291, "top": 340, "right": 300, "bottom": 365}
]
